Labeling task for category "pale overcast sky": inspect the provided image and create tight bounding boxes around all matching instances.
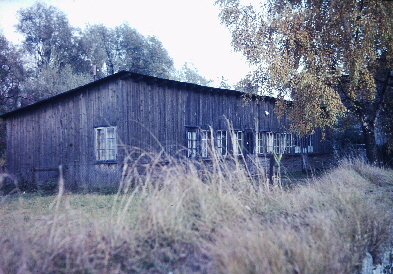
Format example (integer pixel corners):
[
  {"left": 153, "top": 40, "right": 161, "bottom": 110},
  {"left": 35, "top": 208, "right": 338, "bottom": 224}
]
[{"left": 0, "top": 0, "right": 251, "bottom": 86}]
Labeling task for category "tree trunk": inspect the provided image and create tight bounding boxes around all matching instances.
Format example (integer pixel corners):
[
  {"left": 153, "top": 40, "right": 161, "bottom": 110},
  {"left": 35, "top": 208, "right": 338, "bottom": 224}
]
[{"left": 361, "top": 120, "right": 379, "bottom": 165}]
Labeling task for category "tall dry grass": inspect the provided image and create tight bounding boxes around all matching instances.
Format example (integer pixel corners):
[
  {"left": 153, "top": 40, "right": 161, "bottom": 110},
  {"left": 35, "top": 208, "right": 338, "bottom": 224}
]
[{"left": 0, "top": 156, "right": 393, "bottom": 273}]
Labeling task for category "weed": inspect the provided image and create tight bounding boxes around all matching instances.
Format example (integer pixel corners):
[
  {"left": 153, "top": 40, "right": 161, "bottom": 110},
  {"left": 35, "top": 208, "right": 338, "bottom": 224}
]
[{"left": 0, "top": 157, "right": 392, "bottom": 273}]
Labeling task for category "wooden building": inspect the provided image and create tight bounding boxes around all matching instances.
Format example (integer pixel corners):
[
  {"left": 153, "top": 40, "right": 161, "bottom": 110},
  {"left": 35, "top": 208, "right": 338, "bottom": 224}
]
[{"left": 1, "top": 71, "right": 333, "bottom": 190}]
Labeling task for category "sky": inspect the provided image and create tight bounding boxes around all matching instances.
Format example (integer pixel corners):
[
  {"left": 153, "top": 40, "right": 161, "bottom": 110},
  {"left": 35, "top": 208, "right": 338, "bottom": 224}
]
[{"left": 0, "top": 0, "right": 251, "bottom": 86}]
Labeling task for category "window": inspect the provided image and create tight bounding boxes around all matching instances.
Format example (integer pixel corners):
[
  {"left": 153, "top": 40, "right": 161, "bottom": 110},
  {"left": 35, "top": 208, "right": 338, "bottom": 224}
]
[
  {"left": 285, "top": 133, "right": 293, "bottom": 154},
  {"left": 306, "top": 134, "right": 314, "bottom": 153},
  {"left": 294, "top": 135, "right": 301, "bottom": 153},
  {"left": 256, "top": 132, "right": 268, "bottom": 154},
  {"left": 186, "top": 128, "right": 197, "bottom": 158},
  {"left": 201, "top": 129, "right": 212, "bottom": 158},
  {"left": 233, "top": 131, "right": 243, "bottom": 156},
  {"left": 257, "top": 132, "right": 294, "bottom": 155},
  {"left": 217, "top": 130, "right": 228, "bottom": 156},
  {"left": 274, "top": 133, "right": 289, "bottom": 154},
  {"left": 292, "top": 134, "right": 314, "bottom": 154},
  {"left": 273, "top": 133, "right": 281, "bottom": 154},
  {"left": 256, "top": 132, "right": 266, "bottom": 154},
  {"left": 266, "top": 132, "right": 274, "bottom": 153},
  {"left": 95, "top": 126, "right": 117, "bottom": 161}
]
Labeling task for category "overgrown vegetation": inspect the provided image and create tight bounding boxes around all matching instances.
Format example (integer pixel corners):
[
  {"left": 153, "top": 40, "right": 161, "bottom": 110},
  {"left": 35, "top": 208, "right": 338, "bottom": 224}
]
[{"left": 1, "top": 157, "right": 393, "bottom": 273}]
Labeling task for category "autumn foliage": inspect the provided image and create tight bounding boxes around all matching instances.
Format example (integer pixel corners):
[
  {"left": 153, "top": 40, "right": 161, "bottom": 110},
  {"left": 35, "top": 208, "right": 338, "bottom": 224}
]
[{"left": 216, "top": 0, "right": 393, "bottom": 164}]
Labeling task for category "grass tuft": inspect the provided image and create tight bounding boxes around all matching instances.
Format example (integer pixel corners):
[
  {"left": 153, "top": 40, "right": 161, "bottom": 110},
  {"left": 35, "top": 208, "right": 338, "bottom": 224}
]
[{"left": 1, "top": 157, "right": 392, "bottom": 273}]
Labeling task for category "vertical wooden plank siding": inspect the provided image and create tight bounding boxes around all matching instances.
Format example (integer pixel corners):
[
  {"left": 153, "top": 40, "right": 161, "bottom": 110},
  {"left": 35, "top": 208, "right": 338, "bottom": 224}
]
[{"left": 3, "top": 72, "right": 332, "bottom": 186}]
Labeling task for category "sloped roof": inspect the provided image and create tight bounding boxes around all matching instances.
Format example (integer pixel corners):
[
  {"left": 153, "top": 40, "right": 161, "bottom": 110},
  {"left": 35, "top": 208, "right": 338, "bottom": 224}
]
[{"left": 1, "top": 70, "right": 273, "bottom": 119}]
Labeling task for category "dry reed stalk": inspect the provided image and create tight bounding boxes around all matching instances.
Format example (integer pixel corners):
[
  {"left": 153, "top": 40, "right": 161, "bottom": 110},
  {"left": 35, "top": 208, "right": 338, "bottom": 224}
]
[{"left": 0, "top": 158, "right": 392, "bottom": 273}]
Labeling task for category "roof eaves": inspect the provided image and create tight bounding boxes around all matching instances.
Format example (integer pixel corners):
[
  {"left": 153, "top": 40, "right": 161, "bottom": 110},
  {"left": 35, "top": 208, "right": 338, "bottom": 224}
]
[
  {"left": 1, "top": 71, "right": 131, "bottom": 119},
  {"left": 1, "top": 70, "right": 275, "bottom": 118}
]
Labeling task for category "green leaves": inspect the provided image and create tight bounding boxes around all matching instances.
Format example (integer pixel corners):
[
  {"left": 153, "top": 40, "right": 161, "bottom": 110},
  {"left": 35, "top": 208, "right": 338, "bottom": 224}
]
[
  {"left": 79, "top": 23, "right": 174, "bottom": 79},
  {"left": 12, "top": 3, "right": 175, "bottom": 103}
]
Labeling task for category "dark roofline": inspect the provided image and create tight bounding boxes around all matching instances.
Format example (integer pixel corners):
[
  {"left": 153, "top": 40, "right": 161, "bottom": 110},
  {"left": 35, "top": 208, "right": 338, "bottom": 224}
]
[
  {"left": 1, "top": 71, "right": 129, "bottom": 119},
  {"left": 1, "top": 70, "right": 274, "bottom": 119}
]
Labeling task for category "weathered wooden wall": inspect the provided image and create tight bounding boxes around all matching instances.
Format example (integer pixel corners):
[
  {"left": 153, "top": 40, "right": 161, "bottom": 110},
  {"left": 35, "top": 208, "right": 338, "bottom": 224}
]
[{"left": 3, "top": 71, "right": 333, "bottom": 189}]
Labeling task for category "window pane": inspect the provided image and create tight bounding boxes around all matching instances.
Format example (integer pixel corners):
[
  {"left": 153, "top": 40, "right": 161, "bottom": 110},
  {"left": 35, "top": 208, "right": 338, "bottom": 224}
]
[
  {"left": 201, "top": 130, "right": 209, "bottom": 158},
  {"left": 294, "top": 135, "right": 301, "bottom": 153},
  {"left": 95, "top": 127, "right": 117, "bottom": 161},
  {"left": 274, "top": 133, "right": 280, "bottom": 154},
  {"left": 266, "top": 132, "right": 274, "bottom": 153},
  {"left": 234, "top": 131, "right": 243, "bottom": 155},
  {"left": 107, "top": 127, "right": 115, "bottom": 138},
  {"left": 96, "top": 129, "right": 105, "bottom": 150},
  {"left": 217, "top": 130, "right": 228, "bottom": 156},
  {"left": 286, "top": 134, "right": 292, "bottom": 154},
  {"left": 107, "top": 137, "right": 116, "bottom": 150},
  {"left": 186, "top": 129, "right": 197, "bottom": 158},
  {"left": 217, "top": 130, "right": 227, "bottom": 156},
  {"left": 97, "top": 149, "right": 106, "bottom": 161},
  {"left": 107, "top": 149, "right": 116, "bottom": 160},
  {"left": 257, "top": 132, "right": 266, "bottom": 154}
]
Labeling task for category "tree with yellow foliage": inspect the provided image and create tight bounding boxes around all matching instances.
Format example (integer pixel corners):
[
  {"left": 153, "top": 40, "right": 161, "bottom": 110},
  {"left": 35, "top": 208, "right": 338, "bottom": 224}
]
[{"left": 216, "top": 0, "right": 393, "bottom": 164}]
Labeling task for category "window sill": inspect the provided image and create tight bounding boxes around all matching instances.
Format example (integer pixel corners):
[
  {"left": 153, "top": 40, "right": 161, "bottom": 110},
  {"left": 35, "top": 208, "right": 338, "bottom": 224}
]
[{"left": 94, "top": 160, "right": 118, "bottom": 165}]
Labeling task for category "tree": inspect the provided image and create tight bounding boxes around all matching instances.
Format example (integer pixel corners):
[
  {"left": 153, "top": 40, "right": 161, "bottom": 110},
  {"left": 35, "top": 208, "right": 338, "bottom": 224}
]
[
  {"left": 0, "top": 35, "right": 25, "bottom": 113},
  {"left": 379, "top": 83, "right": 393, "bottom": 152},
  {"left": 172, "top": 62, "right": 213, "bottom": 86},
  {"left": 219, "top": 76, "right": 231, "bottom": 89},
  {"left": 21, "top": 64, "right": 91, "bottom": 102},
  {"left": 79, "top": 23, "right": 174, "bottom": 79},
  {"left": 78, "top": 24, "right": 117, "bottom": 78},
  {"left": 0, "top": 35, "right": 26, "bottom": 157},
  {"left": 16, "top": 2, "right": 91, "bottom": 100},
  {"left": 16, "top": 2, "right": 75, "bottom": 71},
  {"left": 216, "top": 0, "right": 393, "bottom": 164},
  {"left": 142, "top": 36, "right": 175, "bottom": 79}
]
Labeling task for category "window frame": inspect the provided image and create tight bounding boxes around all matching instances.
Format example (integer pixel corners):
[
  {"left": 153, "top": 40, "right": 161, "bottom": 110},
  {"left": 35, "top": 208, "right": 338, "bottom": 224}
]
[
  {"left": 216, "top": 130, "right": 228, "bottom": 157},
  {"left": 257, "top": 132, "right": 297, "bottom": 155},
  {"left": 294, "top": 134, "right": 302, "bottom": 153},
  {"left": 201, "top": 129, "right": 212, "bottom": 158},
  {"left": 285, "top": 133, "right": 293, "bottom": 154},
  {"left": 233, "top": 130, "right": 244, "bottom": 156},
  {"left": 186, "top": 127, "right": 198, "bottom": 158},
  {"left": 266, "top": 132, "right": 274, "bottom": 154},
  {"left": 94, "top": 126, "right": 117, "bottom": 162},
  {"left": 256, "top": 132, "right": 266, "bottom": 154}
]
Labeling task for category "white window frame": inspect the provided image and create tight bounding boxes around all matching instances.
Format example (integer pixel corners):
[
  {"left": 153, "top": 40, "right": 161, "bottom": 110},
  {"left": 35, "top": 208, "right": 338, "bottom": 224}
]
[
  {"left": 201, "top": 129, "right": 212, "bottom": 158},
  {"left": 294, "top": 135, "right": 301, "bottom": 154},
  {"left": 95, "top": 126, "right": 117, "bottom": 161},
  {"left": 216, "top": 130, "right": 228, "bottom": 157},
  {"left": 186, "top": 128, "right": 197, "bottom": 158},
  {"left": 233, "top": 131, "right": 243, "bottom": 156},
  {"left": 266, "top": 132, "right": 274, "bottom": 153},
  {"left": 256, "top": 132, "right": 265, "bottom": 154},
  {"left": 257, "top": 132, "right": 294, "bottom": 155},
  {"left": 274, "top": 133, "right": 281, "bottom": 154}
]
